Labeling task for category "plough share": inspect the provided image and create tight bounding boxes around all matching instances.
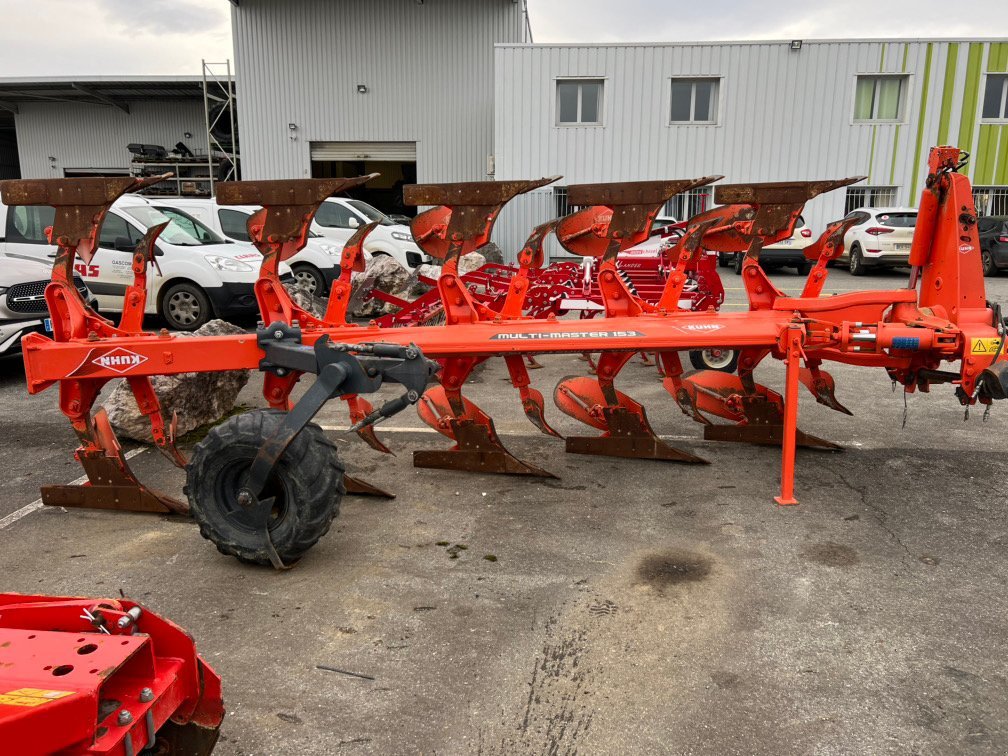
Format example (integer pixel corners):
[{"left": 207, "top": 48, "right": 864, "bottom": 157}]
[{"left": 2, "top": 145, "right": 1005, "bottom": 567}]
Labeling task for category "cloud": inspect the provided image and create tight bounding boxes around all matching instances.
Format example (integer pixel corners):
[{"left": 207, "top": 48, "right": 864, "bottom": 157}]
[
  {"left": 0, "top": 0, "right": 232, "bottom": 76},
  {"left": 527, "top": 0, "right": 1008, "bottom": 42}
]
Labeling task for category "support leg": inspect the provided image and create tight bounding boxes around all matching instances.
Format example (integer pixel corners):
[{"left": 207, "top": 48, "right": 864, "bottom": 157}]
[{"left": 775, "top": 326, "right": 802, "bottom": 506}]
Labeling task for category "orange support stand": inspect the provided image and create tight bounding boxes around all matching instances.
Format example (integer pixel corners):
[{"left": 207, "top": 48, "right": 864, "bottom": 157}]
[{"left": 775, "top": 324, "right": 804, "bottom": 506}]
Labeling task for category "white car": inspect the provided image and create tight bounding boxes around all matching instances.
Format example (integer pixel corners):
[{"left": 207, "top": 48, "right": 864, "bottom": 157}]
[
  {"left": 152, "top": 196, "right": 345, "bottom": 296},
  {"left": 0, "top": 257, "right": 96, "bottom": 356},
  {"left": 840, "top": 207, "right": 917, "bottom": 276},
  {"left": 725, "top": 215, "right": 814, "bottom": 275},
  {"left": 312, "top": 197, "right": 430, "bottom": 269},
  {"left": 0, "top": 196, "right": 291, "bottom": 331}
]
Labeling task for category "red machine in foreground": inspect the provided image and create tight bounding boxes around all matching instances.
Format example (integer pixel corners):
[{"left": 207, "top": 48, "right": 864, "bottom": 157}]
[
  {"left": 2, "top": 146, "right": 1005, "bottom": 568},
  {"left": 0, "top": 594, "right": 223, "bottom": 755}
]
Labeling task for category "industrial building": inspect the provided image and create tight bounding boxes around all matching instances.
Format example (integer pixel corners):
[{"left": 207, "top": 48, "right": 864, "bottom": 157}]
[{"left": 1, "top": 1, "right": 1006, "bottom": 258}]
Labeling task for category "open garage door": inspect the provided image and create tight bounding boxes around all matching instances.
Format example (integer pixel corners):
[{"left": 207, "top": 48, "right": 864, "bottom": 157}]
[{"left": 310, "top": 141, "right": 417, "bottom": 220}]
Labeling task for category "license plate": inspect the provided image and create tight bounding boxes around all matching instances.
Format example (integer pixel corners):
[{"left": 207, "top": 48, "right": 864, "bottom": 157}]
[
  {"left": 44, "top": 318, "right": 52, "bottom": 333},
  {"left": 895, "top": 243, "right": 911, "bottom": 251}
]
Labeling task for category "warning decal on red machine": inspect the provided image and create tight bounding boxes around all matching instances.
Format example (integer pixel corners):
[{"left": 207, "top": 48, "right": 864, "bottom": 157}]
[{"left": 0, "top": 688, "right": 74, "bottom": 707}]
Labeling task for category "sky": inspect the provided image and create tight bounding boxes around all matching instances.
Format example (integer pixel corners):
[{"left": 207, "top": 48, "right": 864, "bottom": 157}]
[{"left": 0, "top": 0, "right": 1006, "bottom": 77}]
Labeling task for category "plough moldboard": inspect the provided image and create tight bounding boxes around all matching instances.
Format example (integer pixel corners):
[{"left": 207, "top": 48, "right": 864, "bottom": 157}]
[{"left": 2, "top": 145, "right": 1006, "bottom": 568}]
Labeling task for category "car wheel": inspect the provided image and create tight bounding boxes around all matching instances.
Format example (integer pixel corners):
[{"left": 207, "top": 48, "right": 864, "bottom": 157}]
[
  {"left": 689, "top": 348, "right": 739, "bottom": 373},
  {"left": 292, "top": 264, "right": 327, "bottom": 295},
  {"left": 718, "top": 253, "right": 732, "bottom": 268},
  {"left": 733, "top": 253, "right": 744, "bottom": 274},
  {"left": 795, "top": 259, "right": 811, "bottom": 275},
  {"left": 981, "top": 248, "right": 998, "bottom": 277},
  {"left": 849, "top": 243, "right": 867, "bottom": 277},
  {"left": 161, "top": 282, "right": 211, "bottom": 331}
]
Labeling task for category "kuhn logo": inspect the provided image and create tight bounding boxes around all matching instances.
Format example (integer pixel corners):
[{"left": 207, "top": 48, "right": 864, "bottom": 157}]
[
  {"left": 681, "top": 324, "right": 724, "bottom": 332},
  {"left": 92, "top": 348, "right": 148, "bottom": 374},
  {"left": 959, "top": 244, "right": 974, "bottom": 254}
]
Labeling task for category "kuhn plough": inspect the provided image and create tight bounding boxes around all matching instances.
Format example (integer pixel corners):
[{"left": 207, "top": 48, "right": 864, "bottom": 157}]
[{"left": 2, "top": 146, "right": 1005, "bottom": 567}]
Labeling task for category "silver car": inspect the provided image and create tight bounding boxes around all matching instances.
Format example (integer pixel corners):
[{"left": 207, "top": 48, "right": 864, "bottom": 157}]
[{"left": 0, "top": 257, "right": 93, "bottom": 356}]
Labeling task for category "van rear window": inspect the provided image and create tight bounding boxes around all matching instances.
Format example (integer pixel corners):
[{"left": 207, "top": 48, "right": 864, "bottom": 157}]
[{"left": 876, "top": 212, "right": 917, "bottom": 228}]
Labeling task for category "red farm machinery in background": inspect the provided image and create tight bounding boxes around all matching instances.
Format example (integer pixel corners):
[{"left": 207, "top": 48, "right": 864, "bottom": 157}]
[
  {"left": 0, "top": 145, "right": 1003, "bottom": 571},
  {"left": 0, "top": 594, "right": 223, "bottom": 755}
]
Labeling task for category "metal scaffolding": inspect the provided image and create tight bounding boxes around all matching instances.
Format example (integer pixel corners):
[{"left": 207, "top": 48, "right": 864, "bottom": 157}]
[{"left": 202, "top": 59, "right": 239, "bottom": 194}]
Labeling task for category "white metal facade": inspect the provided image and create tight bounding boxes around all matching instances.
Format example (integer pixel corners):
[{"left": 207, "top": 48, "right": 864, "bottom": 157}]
[
  {"left": 493, "top": 39, "right": 1008, "bottom": 256},
  {"left": 230, "top": 0, "right": 527, "bottom": 182},
  {"left": 14, "top": 99, "right": 207, "bottom": 179}
]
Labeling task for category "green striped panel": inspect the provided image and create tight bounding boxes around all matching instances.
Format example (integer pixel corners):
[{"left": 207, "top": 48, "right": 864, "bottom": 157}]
[
  {"left": 910, "top": 43, "right": 934, "bottom": 199},
  {"left": 937, "top": 43, "right": 959, "bottom": 146}
]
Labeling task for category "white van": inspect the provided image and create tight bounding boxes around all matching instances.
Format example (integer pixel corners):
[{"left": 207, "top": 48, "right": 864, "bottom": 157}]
[
  {"left": 312, "top": 197, "right": 429, "bottom": 269},
  {"left": 151, "top": 196, "right": 344, "bottom": 295},
  {"left": 0, "top": 196, "right": 291, "bottom": 331}
]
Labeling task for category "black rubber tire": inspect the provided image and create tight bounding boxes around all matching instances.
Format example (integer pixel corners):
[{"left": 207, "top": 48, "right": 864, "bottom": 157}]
[
  {"left": 733, "top": 252, "right": 744, "bottom": 274},
  {"left": 795, "top": 259, "right": 811, "bottom": 275},
  {"left": 689, "top": 348, "right": 739, "bottom": 373},
  {"left": 185, "top": 409, "right": 345, "bottom": 566},
  {"left": 981, "top": 248, "right": 998, "bottom": 277},
  {"left": 718, "top": 252, "right": 732, "bottom": 268},
  {"left": 292, "top": 263, "right": 327, "bottom": 295},
  {"left": 849, "top": 243, "right": 867, "bottom": 277},
  {"left": 161, "top": 281, "right": 211, "bottom": 331}
]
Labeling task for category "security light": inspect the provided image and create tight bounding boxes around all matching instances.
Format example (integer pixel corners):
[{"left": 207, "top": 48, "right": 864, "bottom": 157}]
[
  {"left": 790, "top": 40, "right": 802, "bottom": 51},
  {"left": 357, "top": 84, "right": 368, "bottom": 94},
  {"left": 288, "top": 123, "right": 297, "bottom": 130}
]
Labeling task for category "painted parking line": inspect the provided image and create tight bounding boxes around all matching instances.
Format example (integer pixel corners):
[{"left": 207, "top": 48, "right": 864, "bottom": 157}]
[{"left": 0, "top": 448, "right": 146, "bottom": 531}]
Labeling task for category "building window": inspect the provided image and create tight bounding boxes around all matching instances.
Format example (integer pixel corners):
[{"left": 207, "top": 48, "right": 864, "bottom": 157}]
[
  {"left": 853, "top": 75, "right": 907, "bottom": 122},
  {"left": 973, "top": 186, "right": 1008, "bottom": 217},
  {"left": 664, "top": 187, "right": 713, "bottom": 221},
  {"left": 670, "top": 78, "right": 719, "bottom": 124},
  {"left": 557, "top": 79, "right": 603, "bottom": 125},
  {"left": 982, "top": 74, "right": 1008, "bottom": 121},
  {"left": 845, "top": 186, "right": 898, "bottom": 214}
]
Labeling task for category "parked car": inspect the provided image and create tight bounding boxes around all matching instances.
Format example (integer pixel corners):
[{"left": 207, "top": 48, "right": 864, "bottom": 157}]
[
  {"left": 724, "top": 215, "right": 814, "bottom": 275},
  {"left": 0, "top": 197, "right": 292, "bottom": 331},
  {"left": 840, "top": 207, "right": 917, "bottom": 276},
  {"left": 0, "top": 257, "right": 96, "bottom": 356},
  {"left": 978, "top": 215, "right": 1008, "bottom": 277},
  {"left": 312, "top": 197, "right": 431, "bottom": 269},
  {"left": 148, "top": 196, "right": 346, "bottom": 295}
]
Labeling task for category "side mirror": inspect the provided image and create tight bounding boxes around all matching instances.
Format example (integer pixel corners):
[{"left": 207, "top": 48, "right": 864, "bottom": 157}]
[
  {"left": 113, "top": 236, "right": 135, "bottom": 252},
  {"left": 347, "top": 217, "right": 360, "bottom": 229}
]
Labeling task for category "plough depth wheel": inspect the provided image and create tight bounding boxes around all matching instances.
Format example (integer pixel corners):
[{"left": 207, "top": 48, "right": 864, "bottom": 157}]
[{"left": 186, "top": 409, "right": 346, "bottom": 566}]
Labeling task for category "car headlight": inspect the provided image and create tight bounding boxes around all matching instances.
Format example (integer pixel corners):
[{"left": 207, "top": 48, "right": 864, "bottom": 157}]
[
  {"left": 204, "top": 255, "right": 254, "bottom": 272},
  {"left": 391, "top": 231, "right": 413, "bottom": 242}
]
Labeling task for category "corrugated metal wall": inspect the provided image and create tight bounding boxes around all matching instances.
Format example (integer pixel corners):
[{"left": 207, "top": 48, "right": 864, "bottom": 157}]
[
  {"left": 231, "top": 0, "right": 526, "bottom": 182},
  {"left": 15, "top": 100, "right": 206, "bottom": 178},
  {"left": 494, "top": 40, "right": 1008, "bottom": 257}
]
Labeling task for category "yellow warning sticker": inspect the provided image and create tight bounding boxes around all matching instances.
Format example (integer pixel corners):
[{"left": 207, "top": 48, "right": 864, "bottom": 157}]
[
  {"left": 0, "top": 688, "right": 74, "bottom": 707},
  {"left": 971, "top": 337, "right": 1003, "bottom": 355}
]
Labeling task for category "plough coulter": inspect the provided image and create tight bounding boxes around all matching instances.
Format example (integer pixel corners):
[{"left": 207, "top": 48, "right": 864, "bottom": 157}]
[{"left": 2, "top": 145, "right": 1006, "bottom": 567}]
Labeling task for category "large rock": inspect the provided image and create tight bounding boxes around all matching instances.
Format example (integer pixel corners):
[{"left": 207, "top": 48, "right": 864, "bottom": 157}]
[
  {"left": 401, "top": 263, "right": 442, "bottom": 299},
  {"left": 458, "top": 252, "right": 487, "bottom": 277},
  {"left": 283, "top": 280, "right": 326, "bottom": 318},
  {"left": 102, "top": 319, "right": 251, "bottom": 444},
  {"left": 349, "top": 254, "right": 411, "bottom": 318},
  {"left": 477, "top": 242, "right": 504, "bottom": 264}
]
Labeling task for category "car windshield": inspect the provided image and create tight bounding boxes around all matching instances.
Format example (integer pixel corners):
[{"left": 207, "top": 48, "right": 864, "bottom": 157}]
[
  {"left": 876, "top": 212, "right": 917, "bottom": 228},
  {"left": 123, "top": 206, "right": 225, "bottom": 246},
  {"left": 346, "top": 199, "right": 396, "bottom": 227}
]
